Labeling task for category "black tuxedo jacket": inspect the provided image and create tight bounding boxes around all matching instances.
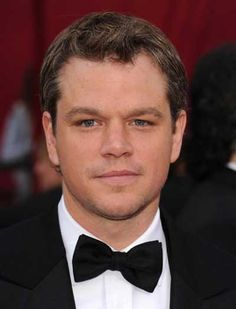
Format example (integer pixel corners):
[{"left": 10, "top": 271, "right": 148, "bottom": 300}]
[
  {"left": 1, "top": 202, "right": 236, "bottom": 308},
  {"left": 178, "top": 167, "right": 236, "bottom": 232}
]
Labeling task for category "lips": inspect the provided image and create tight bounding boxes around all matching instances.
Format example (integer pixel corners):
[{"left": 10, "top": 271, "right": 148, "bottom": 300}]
[
  {"left": 95, "top": 170, "right": 140, "bottom": 185},
  {"left": 97, "top": 170, "right": 139, "bottom": 177}
]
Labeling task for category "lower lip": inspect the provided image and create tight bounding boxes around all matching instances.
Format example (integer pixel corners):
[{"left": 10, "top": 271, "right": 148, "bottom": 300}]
[{"left": 96, "top": 175, "right": 139, "bottom": 185}]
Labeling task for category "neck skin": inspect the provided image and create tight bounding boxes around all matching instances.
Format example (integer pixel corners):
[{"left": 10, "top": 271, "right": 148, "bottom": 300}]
[
  {"left": 63, "top": 189, "right": 159, "bottom": 251},
  {"left": 230, "top": 151, "right": 236, "bottom": 163}
]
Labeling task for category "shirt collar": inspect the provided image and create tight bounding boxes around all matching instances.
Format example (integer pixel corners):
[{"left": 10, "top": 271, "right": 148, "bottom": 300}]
[
  {"left": 58, "top": 195, "right": 168, "bottom": 287},
  {"left": 227, "top": 161, "right": 236, "bottom": 172}
]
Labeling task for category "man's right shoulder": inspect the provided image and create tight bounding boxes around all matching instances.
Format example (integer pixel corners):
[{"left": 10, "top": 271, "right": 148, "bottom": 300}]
[
  {"left": 0, "top": 187, "right": 62, "bottom": 229},
  {"left": 0, "top": 204, "right": 49, "bottom": 230}
]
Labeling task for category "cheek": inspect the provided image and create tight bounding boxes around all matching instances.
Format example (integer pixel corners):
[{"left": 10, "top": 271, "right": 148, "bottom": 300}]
[
  {"left": 56, "top": 134, "right": 99, "bottom": 181},
  {"left": 141, "top": 136, "right": 172, "bottom": 163},
  {"left": 140, "top": 138, "right": 172, "bottom": 179},
  {"left": 147, "top": 154, "right": 170, "bottom": 178}
]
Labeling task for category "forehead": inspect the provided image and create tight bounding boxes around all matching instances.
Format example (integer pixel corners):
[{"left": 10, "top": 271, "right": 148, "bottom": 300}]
[{"left": 58, "top": 53, "right": 169, "bottom": 112}]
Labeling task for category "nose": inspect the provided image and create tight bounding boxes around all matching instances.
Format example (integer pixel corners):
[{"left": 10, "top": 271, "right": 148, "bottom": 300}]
[{"left": 100, "top": 122, "right": 133, "bottom": 158}]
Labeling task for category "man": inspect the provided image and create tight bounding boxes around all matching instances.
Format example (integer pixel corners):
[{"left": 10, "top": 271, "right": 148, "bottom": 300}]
[
  {"left": 179, "top": 44, "right": 236, "bottom": 231},
  {"left": 1, "top": 12, "right": 236, "bottom": 309}
]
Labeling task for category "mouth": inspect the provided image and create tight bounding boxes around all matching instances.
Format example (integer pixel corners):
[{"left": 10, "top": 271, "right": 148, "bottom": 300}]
[{"left": 95, "top": 170, "right": 140, "bottom": 185}]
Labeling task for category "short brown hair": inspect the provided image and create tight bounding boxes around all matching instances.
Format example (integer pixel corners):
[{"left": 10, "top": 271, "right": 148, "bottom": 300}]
[{"left": 40, "top": 12, "right": 187, "bottom": 127}]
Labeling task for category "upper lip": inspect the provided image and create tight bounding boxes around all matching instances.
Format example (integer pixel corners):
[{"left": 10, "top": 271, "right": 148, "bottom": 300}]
[{"left": 97, "top": 170, "right": 139, "bottom": 177}]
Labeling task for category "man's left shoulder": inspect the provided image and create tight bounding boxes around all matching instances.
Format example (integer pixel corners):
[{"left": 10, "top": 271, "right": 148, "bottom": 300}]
[{"left": 161, "top": 206, "right": 236, "bottom": 306}]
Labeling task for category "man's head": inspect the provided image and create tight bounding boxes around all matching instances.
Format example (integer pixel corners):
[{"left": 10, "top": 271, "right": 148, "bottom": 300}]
[
  {"left": 41, "top": 12, "right": 187, "bottom": 227},
  {"left": 186, "top": 44, "right": 236, "bottom": 180},
  {"left": 40, "top": 12, "right": 187, "bottom": 128}
]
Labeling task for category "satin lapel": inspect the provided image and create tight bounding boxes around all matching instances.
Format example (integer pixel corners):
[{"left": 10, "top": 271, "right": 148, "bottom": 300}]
[
  {"left": 0, "top": 204, "right": 75, "bottom": 308},
  {"left": 28, "top": 258, "right": 75, "bottom": 309},
  {"left": 160, "top": 206, "right": 236, "bottom": 307},
  {"left": 161, "top": 208, "right": 202, "bottom": 308},
  {"left": 169, "top": 271, "right": 202, "bottom": 309}
]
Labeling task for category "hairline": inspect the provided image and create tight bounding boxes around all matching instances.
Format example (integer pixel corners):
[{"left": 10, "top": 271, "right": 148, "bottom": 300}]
[
  {"left": 40, "top": 12, "right": 188, "bottom": 133},
  {"left": 53, "top": 52, "right": 180, "bottom": 132}
]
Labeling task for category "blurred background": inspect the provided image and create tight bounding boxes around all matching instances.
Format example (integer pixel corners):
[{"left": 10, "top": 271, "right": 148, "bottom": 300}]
[{"left": 0, "top": 0, "right": 236, "bottom": 207}]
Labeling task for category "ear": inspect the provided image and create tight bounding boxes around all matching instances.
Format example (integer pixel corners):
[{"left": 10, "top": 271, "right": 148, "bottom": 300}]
[
  {"left": 170, "top": 110, "right": 187, "bottom": 163},
  {"left": 42, "top": 112, "right": 60, "bottom": 166}
]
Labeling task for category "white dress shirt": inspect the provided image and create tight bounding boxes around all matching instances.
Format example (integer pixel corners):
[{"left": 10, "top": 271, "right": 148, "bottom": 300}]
[
  {"left": 58, "top": 196, "right": 171, "bottom": 309},
  {"left": 227, "top": 161, "right": 236, "bottom": 172}
]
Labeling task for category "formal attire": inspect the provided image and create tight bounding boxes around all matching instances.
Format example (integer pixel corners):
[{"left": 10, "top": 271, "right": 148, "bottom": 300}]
[
  {"left": 58, "top": 197, "right": 170, "bottom": 308},
  {"left": 1, "top": 195, "right": 236, "bottom": 308},
  {"left": 160, "top": 174, "right": 195, "bottom": 218},
  {"left": 178, "top": 166, "right": 236, "bottom": 232},
  {"left": 0, "top": 187, "right": 62, "bottom": 228}
]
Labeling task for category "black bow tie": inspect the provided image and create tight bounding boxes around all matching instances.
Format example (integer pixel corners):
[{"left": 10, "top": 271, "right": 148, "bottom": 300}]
[{"left": 72, "top": 234, "right": 163, "bottom": 292}]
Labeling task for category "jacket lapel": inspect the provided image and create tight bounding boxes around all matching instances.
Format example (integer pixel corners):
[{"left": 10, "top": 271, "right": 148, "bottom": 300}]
[
  {"left": 169, "top": 270, "right": 201, "bottom": 309},
  {"left": 161, "top": 206, "right": 236, "bottom": 308},
  {"left": 0, "top": 205, "right": 75, "bottom": 309},
  {"left": 27, "top": 258, "right": 75, "bottom": 308},
  {"left": 2, "top": 200, "right": 236, "bottom": 308}
]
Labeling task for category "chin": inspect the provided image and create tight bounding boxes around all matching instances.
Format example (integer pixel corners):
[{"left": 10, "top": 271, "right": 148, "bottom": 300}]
[{"left": 92, "top": 202, "right": 148, "bottom": 222}]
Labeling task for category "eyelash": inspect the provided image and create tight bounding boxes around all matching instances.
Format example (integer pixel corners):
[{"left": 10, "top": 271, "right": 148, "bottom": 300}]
[
  {"left": 132, "top": 119, "right": 153, "bottom": 127},
  {"left": 77, "top": 119, "right": 98, "bottom": 127},
  {"left": 75, "top": 119, "right": 154, "bottom": 128}
]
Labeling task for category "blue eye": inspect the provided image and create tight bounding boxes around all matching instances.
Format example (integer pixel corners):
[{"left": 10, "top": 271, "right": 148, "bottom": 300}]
[
  {"left": 134, "top": 119, "right": 150, "bottom": 127},
  {"left": 80, "top": 119, "right": 96, "bottom": 127}
]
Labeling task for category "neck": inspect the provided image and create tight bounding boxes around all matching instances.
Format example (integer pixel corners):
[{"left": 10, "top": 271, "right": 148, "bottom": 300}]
[
  {"left": 229, "top": 151, "right": 236, "bottom": 163},
  {"left": 63, "top": 192, "right": 159, "bottom": 251}
]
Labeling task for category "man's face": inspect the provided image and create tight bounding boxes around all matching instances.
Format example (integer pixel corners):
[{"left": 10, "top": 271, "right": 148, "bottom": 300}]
[{"left": 43, "top": 54, "right": 186, "bottom": 221}]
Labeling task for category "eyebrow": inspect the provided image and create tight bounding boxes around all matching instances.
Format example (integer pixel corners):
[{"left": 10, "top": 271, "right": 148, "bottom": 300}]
[
  {"left": 64, "top": 106, "right": 163, "bottom": 122},
  {"left": 64, "top": 107, "right": 102, "bottom": 122},
  {"left": 126, "top": 107, "right": 163, "bottom": 119}
]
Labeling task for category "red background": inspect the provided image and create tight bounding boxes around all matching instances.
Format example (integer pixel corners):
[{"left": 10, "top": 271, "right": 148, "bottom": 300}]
[{"left": 1, "top": 0, "right": 236, "bottom": 136}]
